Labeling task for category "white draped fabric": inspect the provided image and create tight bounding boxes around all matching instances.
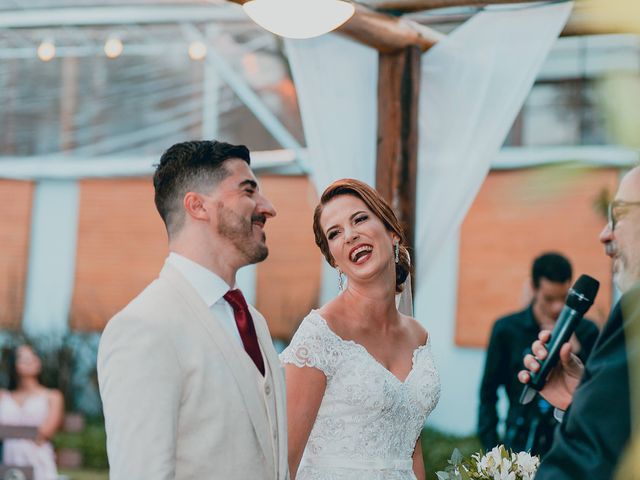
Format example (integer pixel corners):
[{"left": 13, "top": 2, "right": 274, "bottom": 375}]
[
  {"left": 414, "top": 1, "right": 573, "bottom": 285},
  {"left": 285, "top": 35, "right": 378, "bottom": 192},
  {"left": 286, "top": 2, "right": 573, "bottom": 304},
  {"left": 286, "top": 34, "right": 378, "bottom": 302}
]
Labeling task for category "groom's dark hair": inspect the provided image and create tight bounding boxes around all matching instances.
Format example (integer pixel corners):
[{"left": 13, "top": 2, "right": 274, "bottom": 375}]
[{"left": 153, "top": 140, "right": 250, "bottom": 237}]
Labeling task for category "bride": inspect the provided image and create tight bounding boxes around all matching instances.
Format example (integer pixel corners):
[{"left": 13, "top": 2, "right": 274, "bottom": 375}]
[{"left": 281, "top": 179, "right": 441, "bottom": 480}]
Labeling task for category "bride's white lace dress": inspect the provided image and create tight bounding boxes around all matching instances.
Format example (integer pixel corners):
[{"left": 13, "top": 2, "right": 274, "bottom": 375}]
[{"left": 281, "top": 311, "right": 441, "bottom": 480}]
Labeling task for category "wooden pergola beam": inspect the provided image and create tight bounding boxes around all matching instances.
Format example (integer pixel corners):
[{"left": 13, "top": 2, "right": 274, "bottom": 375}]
[
  {"left": 228, "top": 0, "right": 559, "bottom": 54},
  {"left": 337, "top": 4, "right": 444, "bottom": 53},
  {"left": 354, "top": 0, "right": 547, "bottom": 14}
]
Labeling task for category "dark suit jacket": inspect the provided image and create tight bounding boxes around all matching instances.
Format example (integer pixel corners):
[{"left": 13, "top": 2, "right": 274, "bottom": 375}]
[
  {"left": 535, "top": 284, "right": 640, "bottom": 479},
  {"left": 478, "top": 304, "right": 599, "bottom": 455}
]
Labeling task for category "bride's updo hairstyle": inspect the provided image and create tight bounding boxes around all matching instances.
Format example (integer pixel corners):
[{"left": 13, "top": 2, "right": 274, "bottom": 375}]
[{"left": 312, "top": 178, "right": 411, "bottom": 293}]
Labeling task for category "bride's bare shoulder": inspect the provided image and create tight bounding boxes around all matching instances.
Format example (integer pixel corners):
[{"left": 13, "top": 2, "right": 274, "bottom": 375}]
[
  {"left": 316, "top": 298, "right": 343, "bottom": 325},
  {"left": 401, "top": 314, "right": 429, "bottom": 345}
]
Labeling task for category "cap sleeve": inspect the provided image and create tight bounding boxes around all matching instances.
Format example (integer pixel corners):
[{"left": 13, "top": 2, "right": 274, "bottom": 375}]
[{"left": 280, "top": 313, "right": 339, "bottom": 378}]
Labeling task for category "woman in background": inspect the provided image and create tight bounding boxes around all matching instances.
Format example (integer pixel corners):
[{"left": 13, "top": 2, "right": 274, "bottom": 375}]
[
  {"left": 0, "top": 343, "right": 63, "bottom": 480},
  {"left": 282, "top": 179, "right": 441, "bottom": 480}
]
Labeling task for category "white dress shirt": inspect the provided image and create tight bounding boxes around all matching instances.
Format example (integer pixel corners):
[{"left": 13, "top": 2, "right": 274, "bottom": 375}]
[{"left": 167, "top": 252, "right": 243, "bottom": 346}]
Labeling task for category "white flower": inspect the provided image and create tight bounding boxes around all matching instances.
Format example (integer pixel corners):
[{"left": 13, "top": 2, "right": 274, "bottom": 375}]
[
  {"left": 514, "top": 451, "right": 540, "bottom": 480},
  {"left": 477, "top": 454, "right": 489, "bottom": 472},
  {"left": 478, "top": 445, "right": 502, "bottom": 475},
  {"left": 493, "top": 472, "right": 515, "bottom": 480},
  {"left": 451, "top": 445, "right": 539, "bottom": 480},
  {"left": 497, "top": 457, "right": 515, "bottom": 480},
  {"left": 489, "top": 445, "right": 503, "bottom": 462}
]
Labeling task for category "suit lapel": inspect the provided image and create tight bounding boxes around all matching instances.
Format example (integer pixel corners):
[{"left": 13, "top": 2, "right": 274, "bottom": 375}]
[
  {"left": 159, "top": 263, "right": 275, "bottom": 472},
  {"left": 250, "top": 306, "right": 288, "bottom": 478}
]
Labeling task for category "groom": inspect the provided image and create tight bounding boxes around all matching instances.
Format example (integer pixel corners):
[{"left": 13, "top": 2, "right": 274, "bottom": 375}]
[{"left": 98, "top": 140, "right": 288, "bottom": 479}]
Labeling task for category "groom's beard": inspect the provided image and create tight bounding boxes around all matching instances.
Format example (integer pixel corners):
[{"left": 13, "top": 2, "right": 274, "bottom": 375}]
[{"left": 217, "top": 207, "right": 269, "bottom": 264}]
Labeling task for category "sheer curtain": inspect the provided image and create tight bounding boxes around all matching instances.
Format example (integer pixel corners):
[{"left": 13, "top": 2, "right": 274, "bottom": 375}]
[
  {"left": 413, "top": 1, "right": 572, "bottom": 432},
  {"left": 286, "top": 2, "right": 573, "bottom": 305},
  {"left": 285, "top": 34, "right": 378, "bottom": 192},
  {"left": 286, "top": 34, "right": 378, "bottom": 302},
  {"left": 414, "top": 1, "right": 573, "bottom": 286}
]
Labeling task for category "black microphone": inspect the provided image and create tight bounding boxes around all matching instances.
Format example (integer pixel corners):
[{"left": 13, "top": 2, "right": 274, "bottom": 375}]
[{"left": 520, "top": 274, "right": 600, "bottom": 405}]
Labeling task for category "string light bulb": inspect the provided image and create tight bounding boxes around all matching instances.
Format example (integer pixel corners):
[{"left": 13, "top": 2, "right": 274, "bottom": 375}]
[
  {"left": 188, "top": 41, "right": 207, "bottom": 61},
  {"left": 37, "top": 40, "right": 56, "bottom": 62},
  {"left": 104, "top": 37, "right": 124, "bottom": 59}
]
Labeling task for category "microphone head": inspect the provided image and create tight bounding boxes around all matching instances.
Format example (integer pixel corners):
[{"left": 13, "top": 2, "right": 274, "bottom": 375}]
[{"left": 566, "top": 274, "right": 600, "bottom": 314}]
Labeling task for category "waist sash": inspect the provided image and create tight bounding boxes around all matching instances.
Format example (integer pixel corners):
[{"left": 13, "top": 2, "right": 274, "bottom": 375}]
[{"left": 304, "top": 455, "right": 413, "bottom": 471}]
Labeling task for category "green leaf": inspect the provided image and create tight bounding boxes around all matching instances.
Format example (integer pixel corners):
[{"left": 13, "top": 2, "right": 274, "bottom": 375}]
[
  {"left": 436, "top": 472, "right": 451, "bottom": 480},
  {"left": 501, "top": 445, "right": 509, "bottom": 460},
  {"left": 451, "top": 448, "right": 463, "bottom": 465},
  {"left": 459, "top": 466, "right": 472, "bottom": 480}
]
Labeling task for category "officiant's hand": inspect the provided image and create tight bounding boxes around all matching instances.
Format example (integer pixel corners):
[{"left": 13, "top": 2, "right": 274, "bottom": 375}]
[{"left": 518, "top": 329, "right": 584, "bottom": 411}]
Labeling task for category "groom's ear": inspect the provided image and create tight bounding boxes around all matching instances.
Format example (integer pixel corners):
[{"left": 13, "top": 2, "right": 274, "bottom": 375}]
[{"left": 183, "top": 192, "right": 210, "bottom": 221}]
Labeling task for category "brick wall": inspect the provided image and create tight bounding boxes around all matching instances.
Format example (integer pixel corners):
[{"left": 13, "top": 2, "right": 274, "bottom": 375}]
[
  {"left": 456, "top": 167, "right": 619, "bottom": 348},
  {"left": 10, "top": 169, "right": 617, "bottom": 342},
  {"left": 256, "top": 175, "right": 322, "bottom": 340},
  {"left": 0, "top": 180, "right": 33, "bottom": 329},
  {"left": 70, "top": 175, "right": 322, "bottom": 337},
  {"left": 71, "top": 178, "right": 167, "bottom": 330}
]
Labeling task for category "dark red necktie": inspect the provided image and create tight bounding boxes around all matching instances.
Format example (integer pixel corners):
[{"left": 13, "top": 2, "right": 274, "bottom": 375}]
[{"left": 223, "top": 289, "right": 265, "bottom": 376}]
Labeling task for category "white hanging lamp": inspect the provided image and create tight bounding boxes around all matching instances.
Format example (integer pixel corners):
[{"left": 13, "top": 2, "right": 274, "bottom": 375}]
[{"left": 243, "top": 0, "right": 355, "bottom": 39}]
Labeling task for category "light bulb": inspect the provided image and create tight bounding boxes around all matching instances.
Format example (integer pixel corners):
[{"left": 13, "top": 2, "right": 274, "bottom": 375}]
[
  {"left": 104, "top": 38, "right": 124, "bottom": 59},
  {"left": 188, "top": 41, "right": 207, "bottom": 61},
  {"left": 37, "top": 40, "right": 56, "bottom": 62}
]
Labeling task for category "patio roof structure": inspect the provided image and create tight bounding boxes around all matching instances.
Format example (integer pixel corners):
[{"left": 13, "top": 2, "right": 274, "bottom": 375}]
[
  {"left": 1, "top": 1, "right": 636, "bottom": 180},
  {"left": 0, "top": 0, "right": 309, "bottom": 178}
]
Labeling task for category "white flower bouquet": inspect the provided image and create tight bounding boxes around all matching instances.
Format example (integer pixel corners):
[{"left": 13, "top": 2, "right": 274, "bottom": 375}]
[{"left": 436, "top": 445, "right": 540, "bottom": 480}]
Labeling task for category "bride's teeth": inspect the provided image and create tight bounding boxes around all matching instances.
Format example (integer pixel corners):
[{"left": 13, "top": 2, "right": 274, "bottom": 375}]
[{"left": 350, "top": 245, "right": 372, "bottom": 262}]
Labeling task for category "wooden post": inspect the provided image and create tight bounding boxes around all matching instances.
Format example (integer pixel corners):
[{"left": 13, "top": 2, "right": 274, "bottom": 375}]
[{"left": 376, "top": 45, "right": 421, "bottom": 276}]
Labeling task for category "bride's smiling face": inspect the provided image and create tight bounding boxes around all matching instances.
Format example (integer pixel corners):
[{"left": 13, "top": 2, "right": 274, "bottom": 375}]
[{"left": 320, "top": 194, "right": 397, "bottom": 283}]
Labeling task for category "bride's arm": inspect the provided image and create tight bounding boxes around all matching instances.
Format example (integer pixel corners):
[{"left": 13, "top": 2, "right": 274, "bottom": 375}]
[
  {"left": 412, "top": 436, "right": 425, "bottom": 480},
  {"left": 285, "top": 364, "right": 327, "bottom": 480}
]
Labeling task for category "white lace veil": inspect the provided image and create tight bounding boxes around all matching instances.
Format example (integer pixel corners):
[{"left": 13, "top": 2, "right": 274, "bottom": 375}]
[
  {"left": 395, "top": 276, "right": 413, "bottom": 316},
  {"left": 395, "top": 253, "right": 413, "bottom": 317}
]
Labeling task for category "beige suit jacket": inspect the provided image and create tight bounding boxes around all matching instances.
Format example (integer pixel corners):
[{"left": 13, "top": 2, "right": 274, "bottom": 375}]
[{"left": 98, "top": 262, "right": 288, "bottom": 480}]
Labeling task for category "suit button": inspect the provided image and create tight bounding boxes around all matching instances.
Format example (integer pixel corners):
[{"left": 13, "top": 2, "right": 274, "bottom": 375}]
[{"left": 265, "top": 384, "right": 271, "bottom": 395}]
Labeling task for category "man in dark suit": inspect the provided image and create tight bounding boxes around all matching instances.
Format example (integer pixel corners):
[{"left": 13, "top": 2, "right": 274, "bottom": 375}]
[
  {"left": 478, "top": 252, "right": 599, "bottom": 457},
  {"left": 519, "top": 165, "right": 640, "bottom": 479}
]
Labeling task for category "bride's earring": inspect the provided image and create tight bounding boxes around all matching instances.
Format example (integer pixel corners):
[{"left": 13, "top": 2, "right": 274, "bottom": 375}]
[
  {"left": 394, "top": 242, "right": 399, "bottom": 264},
  {"left": 337, "top": 268, "right": 344, "bottom": 291}
]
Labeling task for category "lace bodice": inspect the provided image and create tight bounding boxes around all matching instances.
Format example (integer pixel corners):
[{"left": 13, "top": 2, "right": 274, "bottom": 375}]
[{"left": 281, "top": 311, "right": 441, "bottom": 480}]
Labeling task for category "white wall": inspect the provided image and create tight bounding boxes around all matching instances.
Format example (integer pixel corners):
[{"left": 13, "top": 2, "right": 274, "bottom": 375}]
[
  {"left": 414, "top": 231, "right": 487, "bottom": 435},
  {"left": 22, "top": 179, "right": 79, "bottom": 339}
]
